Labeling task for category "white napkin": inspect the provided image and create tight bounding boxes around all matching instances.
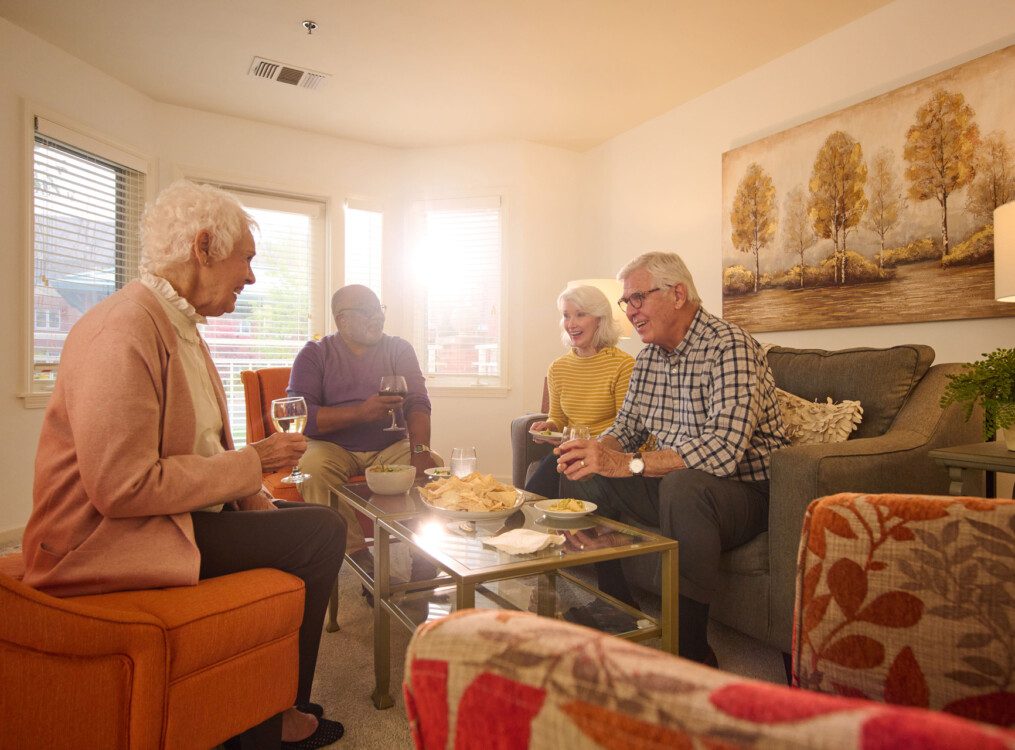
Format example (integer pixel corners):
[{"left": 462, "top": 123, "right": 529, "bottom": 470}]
[{"left": 483, "top": 529, "right": 565, "bottom": 555}]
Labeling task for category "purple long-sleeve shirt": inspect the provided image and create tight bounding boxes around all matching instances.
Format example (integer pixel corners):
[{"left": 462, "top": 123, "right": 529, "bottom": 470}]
[{"left": 287, "top": 333, "right": 431, "bottom": 452}]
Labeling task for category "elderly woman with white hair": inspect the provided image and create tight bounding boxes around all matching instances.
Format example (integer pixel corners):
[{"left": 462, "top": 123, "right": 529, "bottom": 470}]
[
  {"left": 525, "top": 284, "right": 635, "bottom": 499},
  {"left": 22, "top": 180, "right": 346, "bottom": 749}
]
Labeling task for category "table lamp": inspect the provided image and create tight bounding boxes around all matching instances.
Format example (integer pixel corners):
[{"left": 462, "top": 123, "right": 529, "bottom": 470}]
[
  {"left": 996, "top": 200, "right": 1015, "bottom": 302},
  {"left": 566, "top": 277, "right": 634, "bottom": 338}
]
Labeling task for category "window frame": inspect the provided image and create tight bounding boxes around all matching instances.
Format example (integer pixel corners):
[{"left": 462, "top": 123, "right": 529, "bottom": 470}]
[
  {"left": 21, "top": 106, "right": 154, "bottom": 408},
  {"left": 407, "top": 192, "right": 510, "bottom": 396}
]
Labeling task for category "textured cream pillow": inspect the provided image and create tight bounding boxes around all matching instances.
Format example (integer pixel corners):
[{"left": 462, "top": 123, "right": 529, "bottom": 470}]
[{"left": 776, "top": 388, "right": 863, "bottom": 444}]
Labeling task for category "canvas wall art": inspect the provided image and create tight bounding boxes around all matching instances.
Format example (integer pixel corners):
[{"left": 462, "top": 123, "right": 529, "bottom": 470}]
[{"left": 721, "top": 45, "right": 1015, "bottom": 333}]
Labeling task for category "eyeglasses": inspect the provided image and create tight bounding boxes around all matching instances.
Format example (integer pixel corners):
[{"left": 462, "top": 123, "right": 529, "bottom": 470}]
[
  {"left": 617, "top": 286, "right": 669, "bottom": 312},
  {"left": 336, "top": 304, "right": 386, "bottom": 318}
]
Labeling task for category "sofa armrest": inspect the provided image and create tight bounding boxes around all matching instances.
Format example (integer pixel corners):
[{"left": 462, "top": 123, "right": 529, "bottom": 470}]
[
  {"left": 766, "top": 362, "right": 984, "bottom": 652},
  {"left": 403, "top": 609, "right": 1012, "bottom": 749},
  {"left": 510, "top": 413, "right": 552, "bottom": 488},
  {"left": 795, "top": 493, "right": 1015, "bottom": 726}
]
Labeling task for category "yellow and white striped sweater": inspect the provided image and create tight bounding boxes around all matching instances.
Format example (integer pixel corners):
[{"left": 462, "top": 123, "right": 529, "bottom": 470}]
[{"left": 546, "top": 347, "right": 635, "bottom": 436}]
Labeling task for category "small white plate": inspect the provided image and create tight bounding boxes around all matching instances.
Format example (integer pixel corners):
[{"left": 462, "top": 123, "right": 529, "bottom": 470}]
[
  {"left": 529, "top": 428, "right": 564, "bottom": 444},
  {"left": 421, "top": 491, "right": 527, "bottom": 521},
  {"left": 423, "top": 467, "right": 453, "bottom": 479},
  {"left": 534, "top": 499, "right": 597, "bottom": 519}
]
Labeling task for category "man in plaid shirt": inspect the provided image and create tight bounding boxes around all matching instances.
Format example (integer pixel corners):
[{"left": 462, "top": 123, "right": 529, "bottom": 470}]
[{"left": 558, "top": 251, "right": 789, "bottom": 665}]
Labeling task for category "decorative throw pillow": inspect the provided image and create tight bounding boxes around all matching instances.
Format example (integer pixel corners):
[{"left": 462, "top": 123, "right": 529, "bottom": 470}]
[{"left": 776, "top": 387, "right": 863, "bottom": 444}]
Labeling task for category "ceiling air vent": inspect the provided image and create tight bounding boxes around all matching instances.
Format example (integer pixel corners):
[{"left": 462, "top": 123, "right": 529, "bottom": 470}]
[{"left": 248, "top": 56, "right": 329, "bottom": 90}]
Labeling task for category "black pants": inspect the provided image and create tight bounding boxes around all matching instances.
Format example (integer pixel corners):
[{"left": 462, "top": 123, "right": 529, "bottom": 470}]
[
  {"left": 191, "top": 501, "right": 346, "bottom": 706},
  {"left": 560, "top": 469, "right": 769, "bottom": 604},
  {"left": 524, "top": 451, "right": 562, "bottom": 499}
]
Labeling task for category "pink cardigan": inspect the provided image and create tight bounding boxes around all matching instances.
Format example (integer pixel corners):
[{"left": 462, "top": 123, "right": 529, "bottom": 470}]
[{"left": 23, "top": 281, "right": 265, "bottom": 596}]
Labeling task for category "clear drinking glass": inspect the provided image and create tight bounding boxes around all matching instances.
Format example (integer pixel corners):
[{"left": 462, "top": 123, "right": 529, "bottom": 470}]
[
  {"left": 563, "top": 424, "right": 591, "bottom": 443},
  {"left": 450, "top": 447, "right": 478, "bottom": 478},
  {"left": 379, "top": 375, "right": 408, "bottom": 432},
  {"left": 270, "top": 396, "right": 311, "bottom": 484}
]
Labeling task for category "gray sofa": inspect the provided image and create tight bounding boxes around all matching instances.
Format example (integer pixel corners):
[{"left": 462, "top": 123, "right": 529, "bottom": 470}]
[{"left": 510, "top": 344, "right": 983, "bottom": 654}]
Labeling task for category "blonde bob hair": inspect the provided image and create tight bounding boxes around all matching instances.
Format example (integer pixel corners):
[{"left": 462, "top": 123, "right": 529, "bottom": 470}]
[
  {"left": 617, "top": 251, "right": 700, "bottom": 305},
  {"left": 140, "top": 180, "right": 256, "bottom": 275},
  {"left": 557, "top": 284, "right": 621, "bottom": 350}
]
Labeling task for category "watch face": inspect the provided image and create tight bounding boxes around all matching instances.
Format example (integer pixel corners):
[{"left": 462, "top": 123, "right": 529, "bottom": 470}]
[{"left": 630, "top": 457, "right": 645, "bottom": 474}]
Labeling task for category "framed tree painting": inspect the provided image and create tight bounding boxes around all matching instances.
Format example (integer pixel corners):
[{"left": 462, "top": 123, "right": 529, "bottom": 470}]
[{"left": 721, "top": 45, "right": 1015, "bottom": 333}]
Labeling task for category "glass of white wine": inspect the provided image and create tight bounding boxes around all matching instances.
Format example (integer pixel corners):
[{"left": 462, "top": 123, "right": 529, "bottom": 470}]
[{"left": 270, "top": 396, "right": 311, "bottom": 484}]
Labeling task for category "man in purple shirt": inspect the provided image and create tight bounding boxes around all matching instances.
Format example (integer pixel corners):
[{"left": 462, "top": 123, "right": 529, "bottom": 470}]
[{"left": 289, "top": 284, "right": 439, "bottom": 559}]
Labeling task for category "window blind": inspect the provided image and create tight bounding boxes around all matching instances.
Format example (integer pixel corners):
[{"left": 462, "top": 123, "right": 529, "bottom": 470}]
[
  {"left": 411, "top": 196, "right": 503, "bottom": 387},
  {"left": 204, "top": 188, "right": 326, "bottom": 444},
  {"left": 32, "top": 119, "right": 145, "bottom": 393},
  {"left": 344, "top": 203, "right": 383, "bottom": 297}
]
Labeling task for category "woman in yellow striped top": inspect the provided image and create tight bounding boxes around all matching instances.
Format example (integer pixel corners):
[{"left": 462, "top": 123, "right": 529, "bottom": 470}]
[{"left": 526, "top": 285, "right": 635, "bottom": 498}]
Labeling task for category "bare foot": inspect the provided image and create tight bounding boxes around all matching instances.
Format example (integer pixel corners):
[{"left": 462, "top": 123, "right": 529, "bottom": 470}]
[{"left": 281, "top": 707, "right": 318, "bottom": 742}]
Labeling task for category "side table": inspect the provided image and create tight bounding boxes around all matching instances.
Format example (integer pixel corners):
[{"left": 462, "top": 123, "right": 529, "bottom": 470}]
[{"left": 928, "top": 441, "right": 1015, "bottom": 497}]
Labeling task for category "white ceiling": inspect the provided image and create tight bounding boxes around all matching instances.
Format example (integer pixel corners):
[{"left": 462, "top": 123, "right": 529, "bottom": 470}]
[{"left": 0, "top": 0, "right": 893, "bottom": 152}]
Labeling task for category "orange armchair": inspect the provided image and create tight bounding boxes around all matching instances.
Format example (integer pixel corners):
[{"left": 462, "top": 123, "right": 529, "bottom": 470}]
[
  {"left": 0, "top": 553, "right": 304, "bottom": 750},
  {"left": 241, "top": 366, "right": 302, "bottom": 501}
]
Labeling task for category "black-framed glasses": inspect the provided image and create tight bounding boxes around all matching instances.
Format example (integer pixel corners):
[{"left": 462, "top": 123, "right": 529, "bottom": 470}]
[
  {"left": 336, "top": 304, "right": 386, "bottom": 318},
  {"left": 617, "top": 286, "right": 669, "bottom": 312}
]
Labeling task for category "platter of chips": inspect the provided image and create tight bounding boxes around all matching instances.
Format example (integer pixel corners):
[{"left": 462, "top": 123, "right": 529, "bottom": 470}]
[{"left": 419, "top": 472, "right": 526, "bottom": 520}]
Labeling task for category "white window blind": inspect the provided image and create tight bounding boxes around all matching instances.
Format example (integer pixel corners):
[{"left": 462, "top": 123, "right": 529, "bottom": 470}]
[
  {"left": 410, "top": 196, "right": 503, "bottom": 387},
  {"left": 344, "top": 202, "right": 383, "bottom": 296},
  {"left": 31, "top": 117, "right": 146, "bottom": 394},
  {"left": 204, "top": 188, "right": 326, "bottom": 445}
]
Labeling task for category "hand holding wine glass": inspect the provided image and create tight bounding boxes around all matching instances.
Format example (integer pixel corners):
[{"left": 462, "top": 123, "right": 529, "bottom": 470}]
[
  {"left": 379, "top": 375, "right": 408, "bottom": 432},
  {"left": 270, "top": 396, "right": 311, "bottom": 484}
]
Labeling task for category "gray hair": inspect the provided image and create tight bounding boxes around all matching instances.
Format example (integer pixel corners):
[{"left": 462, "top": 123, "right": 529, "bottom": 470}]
[
  {"left": 617, "top": 251, "right": 700, "bottom": 305},
  {"left": 557, "top": 284, "right": 621, "bottom": 349},
  {"left": 140, "top": 180, "right": 256, "bottom": 275}
]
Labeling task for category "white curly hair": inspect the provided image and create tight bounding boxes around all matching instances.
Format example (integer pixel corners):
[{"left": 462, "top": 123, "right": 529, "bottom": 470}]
[
  {"left": 557, "top": 284, "right": 621, "bottom": 350},
  {"left": 140, "top": 180, "right": 256, "bottom": 275}
]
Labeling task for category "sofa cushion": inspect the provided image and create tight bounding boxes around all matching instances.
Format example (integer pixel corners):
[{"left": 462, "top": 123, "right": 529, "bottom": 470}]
[
  {"left": 766, "top": 345, "right": 934, "bottom": 439},
  {"left": 776, "top": 388, "right": 863, "bottom": 444}
]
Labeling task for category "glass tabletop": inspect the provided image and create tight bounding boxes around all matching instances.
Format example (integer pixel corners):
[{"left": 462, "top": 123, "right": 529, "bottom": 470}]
[{"left": 380, "top": 502, "right": 675, "bottom": 580}]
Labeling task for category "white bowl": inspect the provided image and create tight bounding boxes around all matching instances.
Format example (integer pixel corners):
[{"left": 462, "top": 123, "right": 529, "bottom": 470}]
[{"left": 365, "top": 464, "right": 417, "bottom": 494}]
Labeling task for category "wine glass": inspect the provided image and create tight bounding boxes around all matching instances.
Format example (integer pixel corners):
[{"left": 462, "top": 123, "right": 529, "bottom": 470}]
[
  {"left": 270, "top": 396, "right": 311, "bottom": 484},
  {"left": 379, "top": 375, "right": 408, "bottom": 432},
  {"left": 450, "top": 447, "right": 478, "bottom": 478}
]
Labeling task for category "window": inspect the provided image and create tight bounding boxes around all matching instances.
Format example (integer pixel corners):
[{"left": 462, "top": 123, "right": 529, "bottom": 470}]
[
  {"left": 409, "top": 196, "right": 503, "bottom": 388},
  {"left": 344, "top": 202, "right": 383, "bottom": 296},
  {"left": 201, "top": 188, "right": 326, "bottom": 445},
  {"left": 29, "top": 116, "right": 146, "bottom": 398}
]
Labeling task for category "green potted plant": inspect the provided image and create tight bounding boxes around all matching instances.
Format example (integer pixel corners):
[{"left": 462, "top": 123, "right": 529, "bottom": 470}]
[{"left": 940, "top": 347, "right": 1015, "bottom": 450}]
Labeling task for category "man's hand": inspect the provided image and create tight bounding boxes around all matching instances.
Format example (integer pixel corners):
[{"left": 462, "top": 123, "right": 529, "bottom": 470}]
[
  {"left": 360, "top": 393, "right": 404, "bottom": 423},
  {"left": 251, "top": 432, "right": 307, "bottom": 473},
  {"left": 410, "top": 450, "right": 438, "bottom": 474},
  {"left": 555, "top": 439, "right": 630, "bottom": 481}
]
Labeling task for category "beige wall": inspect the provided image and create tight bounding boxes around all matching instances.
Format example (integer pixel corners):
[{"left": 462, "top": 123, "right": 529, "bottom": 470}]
[{"left": 4, "top": 0, "right": 1015, "bottom": 537}]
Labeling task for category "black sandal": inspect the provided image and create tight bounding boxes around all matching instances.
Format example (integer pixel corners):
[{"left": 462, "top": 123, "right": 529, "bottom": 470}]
[
  {"left": 297, "top": 702, "right": 324, "bottom": 718},
  {"left": 281, "top": 718, "right": 344, "bottom": 749}
]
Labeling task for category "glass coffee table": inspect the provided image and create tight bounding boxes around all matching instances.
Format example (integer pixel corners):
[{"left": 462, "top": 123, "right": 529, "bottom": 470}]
[{"left": 343, "top": 483, "right": 678, "bottom": 709}]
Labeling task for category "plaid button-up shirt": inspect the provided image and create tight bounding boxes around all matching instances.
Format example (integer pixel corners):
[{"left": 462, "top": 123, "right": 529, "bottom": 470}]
[{"left": 602, "top": 307, "right": 789, "bottom": 482}]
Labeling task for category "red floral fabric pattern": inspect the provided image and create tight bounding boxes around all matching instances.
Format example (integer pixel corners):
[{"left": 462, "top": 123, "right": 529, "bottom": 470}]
[
  {"left": 404, "top": 608, "right": 1015, "bottom": 749},
  {"left": 794, "top": 493, "right": 1015, "bottom": 727}
]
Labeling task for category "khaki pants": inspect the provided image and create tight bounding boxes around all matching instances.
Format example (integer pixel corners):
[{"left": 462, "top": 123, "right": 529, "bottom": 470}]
[{"left": 298, "top": 440, "right": 444, "bottom": 554}]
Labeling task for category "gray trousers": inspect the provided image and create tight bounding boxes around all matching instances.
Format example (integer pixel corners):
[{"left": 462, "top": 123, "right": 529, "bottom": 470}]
[{"left": 561, "top": 468, "right": 769, "bottom": 604}]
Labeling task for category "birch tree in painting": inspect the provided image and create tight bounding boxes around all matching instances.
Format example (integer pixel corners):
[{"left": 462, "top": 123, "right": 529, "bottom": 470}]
[
  {"left": 808, "top": 131, "right": 867, "bottom": 285},
  {"left": 783, "top": 185, "right": 814, "bottom": 288},
  {"left": 904, "top": 89, "right": 980, "bottom": 257},
  {"left": 730, "top": 163, "right": 777, "bottom": 293},
  {"left": 965, "top": 131, "right": 1015, "bottom": 225},
  {"left": 864, "top": 148, "right": 905, "bottom": 269}
]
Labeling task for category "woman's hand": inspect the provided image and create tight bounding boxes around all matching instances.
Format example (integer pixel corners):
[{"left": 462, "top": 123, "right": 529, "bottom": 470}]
[
  {"left": 251, "top": 432, "right": 308, "bottom": 472},
  {"left": 555, "top": 439, "right": 630, "bottom": 481},
  {"left": 529, "top": 420, "right": 560, "bottom": 444}
]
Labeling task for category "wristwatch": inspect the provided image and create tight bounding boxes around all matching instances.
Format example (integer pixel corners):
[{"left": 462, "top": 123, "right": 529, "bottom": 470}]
[
  {"left": 628, "top": 451, "right": 645, "bottom": 476},
  {"left": 412, "top": 444, "right": 431, "bottom": 454}
]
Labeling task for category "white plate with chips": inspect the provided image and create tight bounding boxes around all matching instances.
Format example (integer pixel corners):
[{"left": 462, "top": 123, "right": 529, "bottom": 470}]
[
  {"left": 534, "top": 498, "right": 597, "bottom": 519},
  {"left": 421, "top": 491, "right": 527, "bottom": 521},
  {"left": 528, "top": 428, "right": 564, "bottom": 444}
]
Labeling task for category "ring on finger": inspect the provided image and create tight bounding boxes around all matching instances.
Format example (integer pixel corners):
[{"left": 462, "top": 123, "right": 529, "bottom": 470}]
[{"left": 580, "top": 460, "right": 587, "bottom": 468}]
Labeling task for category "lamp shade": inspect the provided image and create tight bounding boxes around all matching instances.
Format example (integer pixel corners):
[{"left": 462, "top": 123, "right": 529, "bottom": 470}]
[
  {"left": 566, "top": 277, "right": 634, "bottom": 338},
  {"left": 996, "top": 200, "right": 1015, "bottom": 302}
]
